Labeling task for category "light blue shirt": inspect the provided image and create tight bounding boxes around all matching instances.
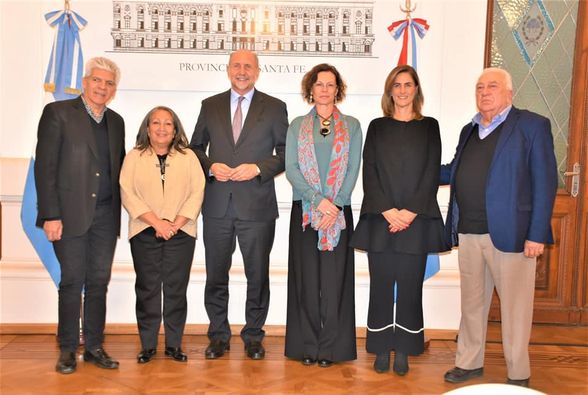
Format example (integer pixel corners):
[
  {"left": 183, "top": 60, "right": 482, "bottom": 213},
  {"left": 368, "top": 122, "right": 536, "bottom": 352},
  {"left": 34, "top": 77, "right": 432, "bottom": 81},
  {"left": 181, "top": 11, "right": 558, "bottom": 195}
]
[
  {"left": 230, "top": 88, "right": 254, "bottom": 128},
  {"left": 472, "top": 105, "right": 512, "bottom": 139}
]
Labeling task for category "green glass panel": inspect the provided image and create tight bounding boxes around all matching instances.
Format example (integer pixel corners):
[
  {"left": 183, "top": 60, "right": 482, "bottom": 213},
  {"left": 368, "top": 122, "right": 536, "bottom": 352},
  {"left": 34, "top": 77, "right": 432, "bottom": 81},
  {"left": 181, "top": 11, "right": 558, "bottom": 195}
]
[{"left": 491, "top": 0, "right": 579, "bottom": 187}]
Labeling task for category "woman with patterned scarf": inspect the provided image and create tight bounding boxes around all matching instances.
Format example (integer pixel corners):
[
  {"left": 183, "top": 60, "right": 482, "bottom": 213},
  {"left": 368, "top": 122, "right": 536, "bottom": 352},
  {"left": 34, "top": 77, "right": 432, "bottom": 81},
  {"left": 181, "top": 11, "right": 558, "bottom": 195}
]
[{"left": 284, "top": 64, "right": 362, "bottom": 368}]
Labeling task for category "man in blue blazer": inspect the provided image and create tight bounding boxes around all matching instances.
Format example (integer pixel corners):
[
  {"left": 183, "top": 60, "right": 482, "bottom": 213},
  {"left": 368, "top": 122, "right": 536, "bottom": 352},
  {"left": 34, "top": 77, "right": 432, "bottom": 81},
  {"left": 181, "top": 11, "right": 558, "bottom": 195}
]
[{"left": 441, "top": 68, "right": 557, "bottom": 388}]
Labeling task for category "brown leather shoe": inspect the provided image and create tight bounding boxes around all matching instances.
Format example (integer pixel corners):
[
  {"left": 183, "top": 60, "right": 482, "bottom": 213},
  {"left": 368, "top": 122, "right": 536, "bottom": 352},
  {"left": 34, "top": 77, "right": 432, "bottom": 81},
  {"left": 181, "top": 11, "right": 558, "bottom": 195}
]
[
  {"left": 83, "top": 348, "right": 119, "bottom": 369},
  {"left": 55, "top": 351, "right": 77, "bottom": 374},
  {"left": 444, "top": 367, "right": 483, "bottom": 383},
  {"left": 507, "top": 378, "right": 530, "bottom": 387},
  {"left": 205, "top": 340, "right": 230, "bottom": 359}
]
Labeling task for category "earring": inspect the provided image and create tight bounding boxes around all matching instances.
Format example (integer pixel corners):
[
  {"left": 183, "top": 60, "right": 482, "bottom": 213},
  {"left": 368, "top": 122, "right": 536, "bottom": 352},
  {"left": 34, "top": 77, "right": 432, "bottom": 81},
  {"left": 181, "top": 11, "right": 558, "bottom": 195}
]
[{"left": 309, "top": 93, "right": 313, "bottom": 103}]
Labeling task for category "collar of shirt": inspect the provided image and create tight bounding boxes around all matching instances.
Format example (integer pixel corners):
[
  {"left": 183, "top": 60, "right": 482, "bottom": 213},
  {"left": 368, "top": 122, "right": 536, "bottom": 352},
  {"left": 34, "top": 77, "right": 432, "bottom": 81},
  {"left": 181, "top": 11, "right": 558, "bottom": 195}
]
[
  {"left": 230, "top": 88, "right": 254, "bottom": 126},
  {"left": 472, "top": 105, "right": 512, "bottom": 139},
  {"left": 80, "top": 95, "right": 107, "bottom": 124}
]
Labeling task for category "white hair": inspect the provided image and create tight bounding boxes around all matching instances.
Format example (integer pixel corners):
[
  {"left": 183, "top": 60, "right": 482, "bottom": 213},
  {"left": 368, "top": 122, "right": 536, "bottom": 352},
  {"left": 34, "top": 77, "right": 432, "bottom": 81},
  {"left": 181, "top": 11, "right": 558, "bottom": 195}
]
[
  {"left": 480, "top": 67, "right": 513, "bottom": 90},
  {"left": 84, "top": 57, "right": 121, "bottom": 85}
]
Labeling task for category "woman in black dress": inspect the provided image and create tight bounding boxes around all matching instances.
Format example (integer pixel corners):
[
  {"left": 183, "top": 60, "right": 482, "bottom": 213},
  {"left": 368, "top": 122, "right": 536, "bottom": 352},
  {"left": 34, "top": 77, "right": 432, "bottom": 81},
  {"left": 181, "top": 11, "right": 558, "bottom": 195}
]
[{"left": 351, "top": 65, "right": 447, "bottom": 375}]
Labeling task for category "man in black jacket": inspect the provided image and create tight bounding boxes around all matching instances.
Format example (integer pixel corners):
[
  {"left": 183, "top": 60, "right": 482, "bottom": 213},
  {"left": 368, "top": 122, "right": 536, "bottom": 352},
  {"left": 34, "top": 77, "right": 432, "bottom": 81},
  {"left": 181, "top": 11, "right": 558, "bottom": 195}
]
[
  {"left": 35, "top": 57, "right": 125, "bottom": 374},
  {"left": 190, "top": 50, "right": 288, "bottom": 360}
]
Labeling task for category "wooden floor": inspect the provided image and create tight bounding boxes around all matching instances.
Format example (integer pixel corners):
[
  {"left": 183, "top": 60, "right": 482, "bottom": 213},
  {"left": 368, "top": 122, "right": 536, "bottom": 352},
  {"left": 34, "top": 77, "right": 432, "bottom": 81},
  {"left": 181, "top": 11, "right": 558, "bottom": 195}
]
[{"left": 1, "top": 324, "right": 587, "bottom": 394}]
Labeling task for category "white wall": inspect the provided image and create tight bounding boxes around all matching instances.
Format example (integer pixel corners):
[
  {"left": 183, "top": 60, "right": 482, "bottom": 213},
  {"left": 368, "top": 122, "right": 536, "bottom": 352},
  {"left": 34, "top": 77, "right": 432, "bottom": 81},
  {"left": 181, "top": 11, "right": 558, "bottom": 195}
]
[{"left": 0, "top": 0, "right": 487, "bottom": 330}]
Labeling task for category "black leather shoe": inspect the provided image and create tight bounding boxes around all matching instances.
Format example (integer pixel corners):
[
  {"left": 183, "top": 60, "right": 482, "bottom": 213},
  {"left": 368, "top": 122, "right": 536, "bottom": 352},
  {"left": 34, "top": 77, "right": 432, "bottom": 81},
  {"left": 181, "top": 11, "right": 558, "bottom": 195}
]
[
  {"left": 507, "top": 378, "right": 530, "bottom": 387},
  {"left": 374, "top": 353, "right": 390, "bottom": 373},
  {"left": 137, "top": 348, "right": 157, "bottom": 364},
  {"left": 318, "top": 359, "right": 334, "bottom": 368},
  {"left": 393, "top": 352, "right": 409, "bottom": 376},
  {"left": 83, "top": 348, "right": 119, "bottom": 369},
  {"left": 444, "top": 367, "right": 484, "bottom": 383},
  {"left": 302, "top": 357, "right": 317, "bottom": 366},
  {"left": 245, "top": 341, "right": 265, "bottom": 360},
  {"left": 165, "top": 347, "right": 188, "bottom": 362},
  {"left": 205, "top": 340, "right": 230, "bottom": 359},
  {"left": 55, "top": 351, "right": 77, "bottom": 374}
]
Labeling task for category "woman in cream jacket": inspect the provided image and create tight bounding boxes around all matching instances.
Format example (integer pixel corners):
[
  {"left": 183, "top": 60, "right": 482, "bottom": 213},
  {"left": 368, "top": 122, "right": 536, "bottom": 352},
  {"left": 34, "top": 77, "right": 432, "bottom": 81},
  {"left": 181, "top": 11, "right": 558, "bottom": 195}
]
[{"left": 120, "top": 106, "right": 205, "bottom": 364}]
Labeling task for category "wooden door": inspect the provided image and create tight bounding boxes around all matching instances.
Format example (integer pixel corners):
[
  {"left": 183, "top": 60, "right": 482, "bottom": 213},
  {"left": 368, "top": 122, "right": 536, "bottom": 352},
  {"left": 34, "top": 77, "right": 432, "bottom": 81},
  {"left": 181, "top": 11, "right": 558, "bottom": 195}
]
[{"left": 485, "top": 1, "right": 587, "bottom": 324}]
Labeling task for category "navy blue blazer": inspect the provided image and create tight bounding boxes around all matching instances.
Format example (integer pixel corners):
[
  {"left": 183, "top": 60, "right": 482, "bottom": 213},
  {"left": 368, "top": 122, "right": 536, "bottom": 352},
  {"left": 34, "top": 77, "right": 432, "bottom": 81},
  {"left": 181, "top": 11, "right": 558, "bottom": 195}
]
[{"left": 440, "top": 107, "right": 557, "bottom": 253}]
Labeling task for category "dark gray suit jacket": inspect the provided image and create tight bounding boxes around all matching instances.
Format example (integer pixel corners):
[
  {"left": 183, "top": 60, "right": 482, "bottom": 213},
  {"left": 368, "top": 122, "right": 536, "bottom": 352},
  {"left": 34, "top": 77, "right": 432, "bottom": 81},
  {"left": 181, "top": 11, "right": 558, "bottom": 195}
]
[
  {"left": 35, "top": 97, "right": 126, "bottom": 237},
  {"left": 190, "top": 89, "right": 288, "bottom": 221}
]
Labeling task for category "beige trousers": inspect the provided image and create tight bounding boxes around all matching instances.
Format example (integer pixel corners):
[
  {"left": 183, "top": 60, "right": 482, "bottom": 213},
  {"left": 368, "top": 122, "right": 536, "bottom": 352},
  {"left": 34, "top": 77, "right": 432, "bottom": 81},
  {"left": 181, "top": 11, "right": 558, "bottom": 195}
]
[{"left": 455, "top": 233, "right": 536, "bottom": 380}]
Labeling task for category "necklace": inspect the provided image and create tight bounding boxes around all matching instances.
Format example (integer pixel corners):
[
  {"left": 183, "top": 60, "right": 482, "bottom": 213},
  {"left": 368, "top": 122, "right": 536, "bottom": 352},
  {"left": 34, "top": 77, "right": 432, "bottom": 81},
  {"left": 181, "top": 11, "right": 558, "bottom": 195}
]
[{"left": 318, "top": 113, "right": 333, "bottom": 137}]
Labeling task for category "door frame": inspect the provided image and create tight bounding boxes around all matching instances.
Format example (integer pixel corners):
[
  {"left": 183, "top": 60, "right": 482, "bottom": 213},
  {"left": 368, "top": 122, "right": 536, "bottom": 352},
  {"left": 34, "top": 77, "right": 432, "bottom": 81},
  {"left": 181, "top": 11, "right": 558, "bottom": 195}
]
[{"left": 485, "top": 1, "right": 587, "bottom": 324}]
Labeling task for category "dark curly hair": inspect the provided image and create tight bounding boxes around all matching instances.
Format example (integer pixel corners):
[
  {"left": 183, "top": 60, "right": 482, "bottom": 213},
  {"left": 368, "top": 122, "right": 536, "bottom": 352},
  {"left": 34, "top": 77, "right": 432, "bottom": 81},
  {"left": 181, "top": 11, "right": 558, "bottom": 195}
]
[{"left": 301, "top": 63, "right": 346, "bottom": 104}]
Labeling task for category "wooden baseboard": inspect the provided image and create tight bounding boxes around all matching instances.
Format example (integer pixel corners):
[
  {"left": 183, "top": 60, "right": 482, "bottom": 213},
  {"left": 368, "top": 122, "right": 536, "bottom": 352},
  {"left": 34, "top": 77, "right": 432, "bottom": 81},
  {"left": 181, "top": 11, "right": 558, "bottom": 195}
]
[{"left": 0, "top": 323, "right": 457, "bottom": 340}]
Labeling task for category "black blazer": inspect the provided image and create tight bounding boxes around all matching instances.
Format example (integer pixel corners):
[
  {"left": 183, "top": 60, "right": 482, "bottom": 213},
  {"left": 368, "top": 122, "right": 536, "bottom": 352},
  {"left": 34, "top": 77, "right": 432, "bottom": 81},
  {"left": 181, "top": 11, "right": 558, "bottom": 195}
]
[
  {"left": 190, "top": 89, "right": 288, "bottom": 221},
  {"left": 34, "top": 97, "right": 125, "bottom": 237}
]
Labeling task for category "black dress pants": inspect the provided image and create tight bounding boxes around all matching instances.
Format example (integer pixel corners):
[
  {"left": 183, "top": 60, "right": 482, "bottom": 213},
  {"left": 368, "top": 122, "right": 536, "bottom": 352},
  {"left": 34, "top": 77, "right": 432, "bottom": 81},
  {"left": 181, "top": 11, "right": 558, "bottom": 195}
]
[
  {"left": 366, "top": 250, "right": 427, "bottom": 356},
  {"left": 130, "top": 228, "right": 195, "bottom": 349},
  {"left": 53, "top": 204, "right": 117, "bottom": 352},
  {"left": 285, "top": 202, "right": 357, "bottom": 362},
  {"left": 203, "top": 199, "right": 275, "bottom": 344}
]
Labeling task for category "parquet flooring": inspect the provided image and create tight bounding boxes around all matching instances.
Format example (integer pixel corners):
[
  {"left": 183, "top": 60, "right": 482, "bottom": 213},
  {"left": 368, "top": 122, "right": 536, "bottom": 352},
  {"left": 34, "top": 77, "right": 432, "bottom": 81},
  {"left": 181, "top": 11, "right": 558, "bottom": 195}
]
[{"left": 0, "top": 325, "right": 587, "bottom": 394}]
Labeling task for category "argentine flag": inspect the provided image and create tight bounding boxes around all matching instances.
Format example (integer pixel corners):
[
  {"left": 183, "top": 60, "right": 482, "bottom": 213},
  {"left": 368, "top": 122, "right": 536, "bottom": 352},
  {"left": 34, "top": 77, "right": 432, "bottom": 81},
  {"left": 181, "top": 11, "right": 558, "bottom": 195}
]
[{"left": 20, "top": 8, "right": 86, "bottom": 287}]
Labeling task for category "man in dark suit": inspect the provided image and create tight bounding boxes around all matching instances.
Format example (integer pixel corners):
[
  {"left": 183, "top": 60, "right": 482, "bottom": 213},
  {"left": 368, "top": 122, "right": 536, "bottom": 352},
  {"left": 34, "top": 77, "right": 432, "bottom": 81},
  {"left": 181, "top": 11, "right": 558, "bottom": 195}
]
[
  {"left": 35, "top": 57, "right": 125, "bottom": 374},
  {"left": 190, "top": 49, "right": 288, "bottom": 360},
  {"left": 441, "top": 68, "right": 557, "bottom": 388}
]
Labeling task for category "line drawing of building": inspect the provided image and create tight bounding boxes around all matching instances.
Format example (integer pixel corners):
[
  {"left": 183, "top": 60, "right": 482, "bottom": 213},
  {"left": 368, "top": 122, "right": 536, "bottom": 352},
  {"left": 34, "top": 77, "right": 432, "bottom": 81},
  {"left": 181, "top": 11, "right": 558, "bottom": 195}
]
[{"left": 111, "top": 1, "right": 376, "bottom": 57}]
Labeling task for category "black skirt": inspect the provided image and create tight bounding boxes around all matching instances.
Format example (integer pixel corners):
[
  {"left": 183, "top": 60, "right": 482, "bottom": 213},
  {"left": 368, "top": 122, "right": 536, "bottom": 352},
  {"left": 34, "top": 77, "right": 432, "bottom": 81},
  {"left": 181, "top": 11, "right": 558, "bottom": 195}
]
[{"left": 351, "top": 213, "right": 448, "bottom": 255}]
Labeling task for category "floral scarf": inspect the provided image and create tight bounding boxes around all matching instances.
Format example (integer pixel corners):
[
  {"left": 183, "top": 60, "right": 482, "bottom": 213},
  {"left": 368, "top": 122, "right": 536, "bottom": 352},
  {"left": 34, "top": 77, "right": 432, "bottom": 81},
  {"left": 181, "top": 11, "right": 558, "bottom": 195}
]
[{"left": 298, "top": 106, "right": 349, "bottom": 251}]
